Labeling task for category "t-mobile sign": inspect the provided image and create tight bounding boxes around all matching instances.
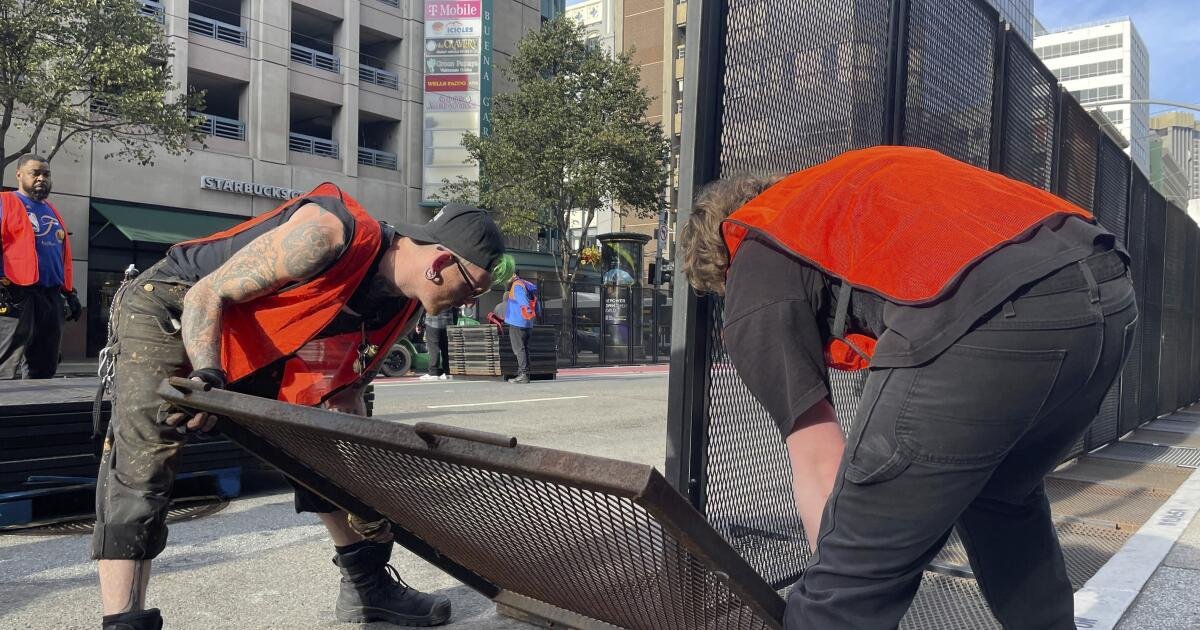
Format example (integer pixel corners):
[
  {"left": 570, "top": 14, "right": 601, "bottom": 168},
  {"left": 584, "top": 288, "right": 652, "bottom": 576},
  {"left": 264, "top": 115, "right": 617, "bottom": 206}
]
[
  {"left": 422, "top": 0, "right": 492, "bottom": 205},
  {"left": 426, "top": 1, "right": 481, "bottom": 19}
]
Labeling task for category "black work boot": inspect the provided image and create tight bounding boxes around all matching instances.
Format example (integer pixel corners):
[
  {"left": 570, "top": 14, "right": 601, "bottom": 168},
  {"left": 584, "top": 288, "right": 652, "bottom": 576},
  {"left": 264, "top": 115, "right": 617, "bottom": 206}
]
[
  {"left": 333, "top": 542, "right": 451, "bottom": 626},
  {"left": 101, "top": 609, "right": 163, "bottom": 630}
]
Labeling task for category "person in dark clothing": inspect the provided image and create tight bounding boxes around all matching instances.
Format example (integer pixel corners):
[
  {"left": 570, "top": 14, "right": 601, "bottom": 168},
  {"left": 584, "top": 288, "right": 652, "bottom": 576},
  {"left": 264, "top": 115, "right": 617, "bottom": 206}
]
[
  {"left": 504, "top": 271, "right": 538, "bottom": 383},
  {"left": 93, "top": 191, "right": 510, "bottom": 630},
  {"left": 419, "top": 306, "right": 457, "bottom": 380},
  {"left": 0, "top": 154, "right": 82, "bottom": 378},
  {"left": 679, "top": 146, "right": 1137, "bottom": 630}
]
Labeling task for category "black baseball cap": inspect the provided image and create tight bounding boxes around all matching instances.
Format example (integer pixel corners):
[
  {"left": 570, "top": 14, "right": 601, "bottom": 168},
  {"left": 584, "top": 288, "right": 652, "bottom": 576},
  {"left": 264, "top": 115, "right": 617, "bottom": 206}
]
[{"left": 394, "top": 203, "right": 505, "bottom": 270}]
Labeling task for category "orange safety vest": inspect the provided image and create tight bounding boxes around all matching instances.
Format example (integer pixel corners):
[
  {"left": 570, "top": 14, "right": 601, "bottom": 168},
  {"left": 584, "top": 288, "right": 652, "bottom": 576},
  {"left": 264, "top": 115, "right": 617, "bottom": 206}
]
[
  {"left": 0, "top": 191, "right": 74, "bottom": 291},
  {"left": 722, "top": 146, "right": 1094, "bottom": 370},
  {"left": 174, "top": 183, "right": 418, "bottom": 405}
]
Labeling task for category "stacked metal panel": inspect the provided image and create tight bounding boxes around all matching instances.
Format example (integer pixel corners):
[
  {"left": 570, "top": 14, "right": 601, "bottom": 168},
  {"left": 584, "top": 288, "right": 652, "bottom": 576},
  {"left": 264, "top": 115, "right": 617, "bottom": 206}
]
[{"left": 446, "top": 325, "right": 558, "bottom": 378}]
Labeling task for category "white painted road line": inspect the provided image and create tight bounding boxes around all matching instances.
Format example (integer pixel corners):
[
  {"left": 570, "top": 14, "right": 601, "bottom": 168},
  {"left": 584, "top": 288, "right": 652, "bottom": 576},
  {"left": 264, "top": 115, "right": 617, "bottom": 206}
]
[
  {"left": 1072, "top": 465, "right": 1200, "bottom": 630},
  {"left": 373, "top": 380, "right": 485, "bottom": 388},
  {"left": 428, "top": 395, "right": 589, "bottom": 409}
]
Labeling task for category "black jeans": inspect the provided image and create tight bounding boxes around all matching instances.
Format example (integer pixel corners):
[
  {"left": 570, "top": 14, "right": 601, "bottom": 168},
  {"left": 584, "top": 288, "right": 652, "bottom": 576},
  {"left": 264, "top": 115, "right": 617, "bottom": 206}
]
[
  {"left": 0, "top": 285, "right": 64, "bottom": 378},
  {"left": 426, "top": 325, "right": 449, "bottom": 376},
  {"left": 787, "top": 251, "right": 1138, "bottom": 630},
  {"left": 508, "top": 325, "right": 531, "bottom": 375}
]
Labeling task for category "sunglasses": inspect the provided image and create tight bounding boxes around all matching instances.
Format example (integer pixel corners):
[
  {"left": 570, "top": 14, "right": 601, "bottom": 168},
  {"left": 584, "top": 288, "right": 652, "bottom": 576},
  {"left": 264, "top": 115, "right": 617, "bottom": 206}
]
[{"left": 450, "top": 254, "right": 490, "bottom": 299}]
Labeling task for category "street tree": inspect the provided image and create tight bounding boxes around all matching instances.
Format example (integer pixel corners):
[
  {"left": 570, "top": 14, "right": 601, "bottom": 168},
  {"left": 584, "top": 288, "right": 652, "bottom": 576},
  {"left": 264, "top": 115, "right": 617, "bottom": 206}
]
[
  {"left": 0, "top": 0, "right": 203, "bottom": 171},
  {"left": 440, "top": 15, "right": 668, "bottom": 355}
]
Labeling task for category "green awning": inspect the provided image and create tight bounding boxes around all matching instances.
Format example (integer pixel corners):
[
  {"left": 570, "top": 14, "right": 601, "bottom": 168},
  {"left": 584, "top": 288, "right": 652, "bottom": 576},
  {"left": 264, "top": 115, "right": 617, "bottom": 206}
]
[{"left": 91, "top": 202, "right": 243, "bottom": 245}]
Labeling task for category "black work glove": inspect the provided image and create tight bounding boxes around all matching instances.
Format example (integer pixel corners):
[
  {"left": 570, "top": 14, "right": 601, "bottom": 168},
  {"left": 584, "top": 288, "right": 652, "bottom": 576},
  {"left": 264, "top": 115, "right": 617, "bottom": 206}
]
[
  {"left": 63, "top": 288, "right": 83, "bottom": 322},
  {"left": 159, "top": 368, "right": 226, "bottom": 434},
  {"left": 188, "top": 367, "right": 228, "bottom": 391}
]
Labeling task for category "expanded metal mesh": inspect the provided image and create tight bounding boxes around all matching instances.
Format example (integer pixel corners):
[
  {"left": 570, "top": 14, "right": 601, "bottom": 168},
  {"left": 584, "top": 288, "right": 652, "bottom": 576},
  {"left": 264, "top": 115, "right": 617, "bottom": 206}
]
[
  {"left": 1121, "top": 169, "right": 1149, "bottom": 435},
  {"left": 227, "top": 413, "right": 777, "bottom": 630},
  {"left": 1086, "top": 138, "right": 1132, "bottom": 449},
  {"left": 719, "top": 0, "right": 892, "bottom": 172},
  {"left": 704, "top": 0, "right": 892, "bottom": 588},
  {"left": 1044, "top": 477, "right": 1171, "bottom": 529},
  {"left": 1050, "top": 455, "right": 1193, "bottom": 493},
  {"left": 1140, "top": 190, "right": 1167, "bottom": 422},
  {"left": 1092, "top": 441, "right": 1200, "bottom": 468},
  {"left": 998, "top": 32, "right": 1056, "bottom": 189},
  {"left": 901, "top": 0, "right": 995, "bottom": 167},
  {"left": 1054, "top": 98, "right": 1099, "bottom": 211},
  {"left": 683, "top": 0, "right": 1200, "bottom": 606},
  {"left": 1160, "top": 206, "right": 1187, "bottom": 415}
]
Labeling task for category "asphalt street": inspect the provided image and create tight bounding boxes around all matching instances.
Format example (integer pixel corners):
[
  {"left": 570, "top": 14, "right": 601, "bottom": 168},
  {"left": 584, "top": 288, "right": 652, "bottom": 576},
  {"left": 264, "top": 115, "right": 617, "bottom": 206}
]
[{"left": 0, "top": 367, "right": 669, "bottom": 630}]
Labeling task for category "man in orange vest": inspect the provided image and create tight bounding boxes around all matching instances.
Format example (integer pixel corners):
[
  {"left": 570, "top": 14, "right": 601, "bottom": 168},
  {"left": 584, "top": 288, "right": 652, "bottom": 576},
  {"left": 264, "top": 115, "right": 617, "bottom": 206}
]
[
  {"left": 93, "top": 189, "right": 508, "bottom": 630},
  {"left": 0, "top": 154, "right": 82, "bottom": 379},
  {"left": 679, "top": 147, "right": 1136, "bottom": 629}
]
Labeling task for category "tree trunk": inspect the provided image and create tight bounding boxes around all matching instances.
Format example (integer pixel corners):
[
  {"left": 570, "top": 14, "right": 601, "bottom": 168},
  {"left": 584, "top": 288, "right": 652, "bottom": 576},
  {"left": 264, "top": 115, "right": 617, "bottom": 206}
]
[{"left": 558, "top": 278, "right": 576, "bottom": 366}]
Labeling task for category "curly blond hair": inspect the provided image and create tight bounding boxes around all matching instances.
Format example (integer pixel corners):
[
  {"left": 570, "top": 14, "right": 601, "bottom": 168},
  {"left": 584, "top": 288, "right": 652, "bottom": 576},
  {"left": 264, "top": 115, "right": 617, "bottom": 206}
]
[{"left": 678, "top": 172, "right": 785, "bottom": 295}]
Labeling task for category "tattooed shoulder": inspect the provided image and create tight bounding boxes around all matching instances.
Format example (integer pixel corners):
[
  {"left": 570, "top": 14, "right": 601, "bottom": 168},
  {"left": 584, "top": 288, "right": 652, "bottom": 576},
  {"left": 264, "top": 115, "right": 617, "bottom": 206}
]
[{"left": 281, "top": 219, "right": 342, "bottom": 278}]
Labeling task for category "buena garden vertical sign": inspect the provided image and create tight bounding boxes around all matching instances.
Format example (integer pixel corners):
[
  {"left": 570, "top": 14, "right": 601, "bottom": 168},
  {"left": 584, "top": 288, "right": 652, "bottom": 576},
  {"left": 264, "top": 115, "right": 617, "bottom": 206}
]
[{"left": 421, "top": 0, "right": 493, "bottom": 205}]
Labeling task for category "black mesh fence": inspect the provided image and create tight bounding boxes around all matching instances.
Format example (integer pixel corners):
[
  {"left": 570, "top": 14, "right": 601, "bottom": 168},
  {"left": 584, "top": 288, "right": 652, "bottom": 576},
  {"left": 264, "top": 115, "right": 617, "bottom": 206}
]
[
  {"left": 900, "top": 0, "right": 997, "bottom": 167},
  {"left": 997, "top": 32, "right": 1057, "bottom": 188},
  {"left": 1140, "top": 190, "right": 1167, "bottom": 421},
  {"left": 1084, "top": 137, "right": 1132, "bottom": 449},
  {"left": 673, "top": 0, "right": 1200, "bottom": 593},
  {"left": 1120, "top": 169, "right": 1149, "bottom": 435}
]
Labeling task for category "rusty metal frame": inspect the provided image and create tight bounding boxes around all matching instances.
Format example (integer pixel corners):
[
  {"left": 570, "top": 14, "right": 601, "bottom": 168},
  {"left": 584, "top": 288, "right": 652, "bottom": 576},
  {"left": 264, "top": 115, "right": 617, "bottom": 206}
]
[{"left": 157, "top": 378, "right": 785, "bottom": 630}]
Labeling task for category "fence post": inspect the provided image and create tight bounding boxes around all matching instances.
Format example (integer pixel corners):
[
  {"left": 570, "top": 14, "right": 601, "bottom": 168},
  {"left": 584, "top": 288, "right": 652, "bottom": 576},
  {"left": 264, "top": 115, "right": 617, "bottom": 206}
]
[
  {"left": 883, "top": 0, "right": 911, "bottom": 145},
  {"left": 665, "top": 0, "right": 725, "bottom": 504},
  {"left": 988, "top": 22, "right": 1009, "bottom": 171}
]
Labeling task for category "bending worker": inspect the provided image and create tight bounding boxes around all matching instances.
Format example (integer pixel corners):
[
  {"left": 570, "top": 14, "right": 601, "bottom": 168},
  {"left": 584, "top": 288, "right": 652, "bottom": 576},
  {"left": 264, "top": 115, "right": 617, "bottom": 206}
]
[
  {"left": 679, "top": 146, "right": 1136, "bottom": 629},
  {"left": 93, "top": 188, "right": 510, "bottom": 630}
]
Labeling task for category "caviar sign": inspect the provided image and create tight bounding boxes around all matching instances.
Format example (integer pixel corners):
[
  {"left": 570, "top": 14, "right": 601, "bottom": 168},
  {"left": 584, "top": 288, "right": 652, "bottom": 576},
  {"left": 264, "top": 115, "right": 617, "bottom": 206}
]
[{"left": 422, "top": 0, "right": 492, "bottom": 205}]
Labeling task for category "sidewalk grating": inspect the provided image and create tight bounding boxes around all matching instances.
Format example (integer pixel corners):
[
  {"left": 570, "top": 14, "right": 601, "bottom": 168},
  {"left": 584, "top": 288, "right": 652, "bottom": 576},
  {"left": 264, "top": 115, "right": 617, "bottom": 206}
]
[
  {"left": 1049, "top": 456, "right": 1193, "bottom": 492},
  {"left": 1090, "top": 442, "right": 1200, "bottom": 468}
]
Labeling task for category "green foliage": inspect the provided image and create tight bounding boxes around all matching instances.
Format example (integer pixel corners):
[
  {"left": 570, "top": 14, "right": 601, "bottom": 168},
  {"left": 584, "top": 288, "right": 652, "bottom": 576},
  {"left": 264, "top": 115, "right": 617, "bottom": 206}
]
[
  {"left": 0, "top": 0, "right": 204, "bottom": 169},
  {"left": 438, "top": 16, "right": 668, "bottom": 286}
]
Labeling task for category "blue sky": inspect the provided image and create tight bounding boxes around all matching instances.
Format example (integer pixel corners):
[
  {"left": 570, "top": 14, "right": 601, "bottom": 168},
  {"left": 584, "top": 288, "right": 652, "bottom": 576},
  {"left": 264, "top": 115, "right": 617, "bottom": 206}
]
[{"left": 1033, "top": 1, "right": 1198, "bottom": 113}]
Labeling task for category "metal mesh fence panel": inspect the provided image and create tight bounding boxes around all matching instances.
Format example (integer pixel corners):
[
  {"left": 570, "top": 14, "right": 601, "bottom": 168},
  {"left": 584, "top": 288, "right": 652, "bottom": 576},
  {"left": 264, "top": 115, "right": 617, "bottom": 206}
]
[
  {"left": 704, "top": 0, "right": 892, "bottom": 587},
  {"left": 162, "top": 384, "right": 785, "bottom": 630},
  {"left": 1192, "top": 232, "right": 1200, "bottom": 403},
  {"left": 1085, "top": 138, "right": 1132, "bottom": 448},
  {"left": 998, "top": 32, "right": 1057, "bottom": 189},
  {"left": 1055, "top": 98, "right": 1099, "bottom": 211},
  {"left": 900, "top": 0, "right": 996, "bottom": 167},
  {"left": 1179, "top": 225, "right": 1197, "bottom": 410},
  {"left": 1120, "top": 169, "right": 1149, "bottom": 434},
  {"left": 1140, "top": 190, "right": 1167, "bottom": 422},
  {"left": 719, "top": 0, "right": 892, "bottom": 171},
  {"left": 1160, "top": 205, "right": 1187, "bottom": 415}
]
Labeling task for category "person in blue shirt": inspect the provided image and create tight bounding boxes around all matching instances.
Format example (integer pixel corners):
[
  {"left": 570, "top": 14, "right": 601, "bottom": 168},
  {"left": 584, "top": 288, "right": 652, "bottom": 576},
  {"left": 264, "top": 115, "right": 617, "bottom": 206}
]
[
  {"left": 503, "top": 271, "right": 538, "bottom": 383},
  {"left": 0, "top": 154, "right": 81, "bottom": 379}
]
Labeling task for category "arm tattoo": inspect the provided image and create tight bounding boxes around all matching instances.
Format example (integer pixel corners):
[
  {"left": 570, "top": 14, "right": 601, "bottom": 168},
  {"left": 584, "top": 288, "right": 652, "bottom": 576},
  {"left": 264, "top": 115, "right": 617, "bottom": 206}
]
[
  {"left": 180, "top": 208, "right": 341, "bottom": 370},
  {"left": 281, "top": 222, "right": 339, "bottom": 278}
]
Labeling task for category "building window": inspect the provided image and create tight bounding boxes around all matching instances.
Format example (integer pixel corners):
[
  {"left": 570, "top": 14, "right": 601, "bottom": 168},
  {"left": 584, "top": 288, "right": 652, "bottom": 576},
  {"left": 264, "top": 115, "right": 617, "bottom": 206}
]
[
  {"left": 1034, "top": 34, "right": 1123, "bottom": 60},
  {"left": 1054, "top": 59, "right": 1123, "bottom": 81},
  {"left": 1104, "top": 109, "right": 1124, "bottom": 125},
  {"left": 1070, "top": 84, "right": 1123, "bottom": 105}
]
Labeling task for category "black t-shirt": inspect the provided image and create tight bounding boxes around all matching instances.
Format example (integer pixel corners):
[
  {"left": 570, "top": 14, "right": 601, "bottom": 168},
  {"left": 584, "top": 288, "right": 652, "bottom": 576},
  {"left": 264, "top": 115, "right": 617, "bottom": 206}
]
[
  {"left": 149, "top": 195, "right": 409, "bottom": 339},
  {"left": 723, "top": 216, "right": 1117, "bottom": 433}
]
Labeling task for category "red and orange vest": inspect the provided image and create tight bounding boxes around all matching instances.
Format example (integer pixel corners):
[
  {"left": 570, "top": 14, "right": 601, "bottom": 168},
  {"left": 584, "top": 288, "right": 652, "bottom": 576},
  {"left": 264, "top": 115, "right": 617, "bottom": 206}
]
[
  {"left": 722, "top": 146, "right": 1094, "bottom": 369},
  {"left": 174, "top": 183, "right": 418, "bottom": 405},
  {"left": 0, "top": 191, "right": 74, "bottom": 291}
]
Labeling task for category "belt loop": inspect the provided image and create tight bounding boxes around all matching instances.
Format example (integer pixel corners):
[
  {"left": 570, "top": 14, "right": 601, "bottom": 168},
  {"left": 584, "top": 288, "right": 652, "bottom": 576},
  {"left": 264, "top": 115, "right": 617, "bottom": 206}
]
[
  {"left": 1002, "top": 301, "right": 1016, "bottom": 318},
  {"left": 1079, "top": 260, "right": 1100, "bottom": 304}
]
